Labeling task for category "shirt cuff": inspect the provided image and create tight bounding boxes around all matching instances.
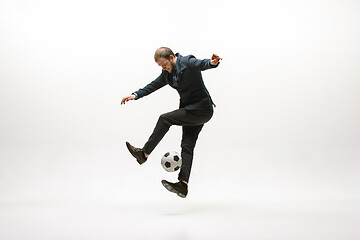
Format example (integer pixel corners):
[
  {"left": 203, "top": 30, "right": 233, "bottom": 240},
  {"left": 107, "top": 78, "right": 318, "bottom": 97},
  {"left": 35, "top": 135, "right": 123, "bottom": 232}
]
[
  {"left": 210, "top": 61, "right": 220, "bottom": 68},
  {"left": 132, "top": 92, "right": 138, "bottom": 100}
]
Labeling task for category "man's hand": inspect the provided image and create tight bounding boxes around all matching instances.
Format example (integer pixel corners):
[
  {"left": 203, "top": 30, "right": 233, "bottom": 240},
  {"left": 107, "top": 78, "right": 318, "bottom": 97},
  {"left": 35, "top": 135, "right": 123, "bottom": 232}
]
[
  {"left": 210, "top": 54, "right": 222, "bottom": 65},
  {"left": 121, "top": 94, "right": 136, "bottom": 105}
]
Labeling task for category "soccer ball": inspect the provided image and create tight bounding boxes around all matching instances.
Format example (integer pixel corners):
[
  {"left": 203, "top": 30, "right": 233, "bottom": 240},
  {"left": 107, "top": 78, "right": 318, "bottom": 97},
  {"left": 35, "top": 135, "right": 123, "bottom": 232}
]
[{"left": 161, "top": 151, "right": 182, "bottom": 172}]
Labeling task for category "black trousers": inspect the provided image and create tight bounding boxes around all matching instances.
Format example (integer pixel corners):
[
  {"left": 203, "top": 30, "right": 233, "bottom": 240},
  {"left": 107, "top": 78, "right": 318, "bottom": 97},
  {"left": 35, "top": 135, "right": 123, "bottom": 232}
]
[{"left": 143, "top": 108, "right": 213, "bottom": 183}]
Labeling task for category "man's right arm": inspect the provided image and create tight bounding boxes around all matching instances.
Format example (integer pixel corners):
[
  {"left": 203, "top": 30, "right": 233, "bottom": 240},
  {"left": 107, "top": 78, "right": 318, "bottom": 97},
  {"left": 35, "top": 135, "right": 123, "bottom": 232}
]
[
  {"left": 132, "top": 71, "right": 167, "bottom": 99},
  {"left": 121, "top": 71, "right": 167, "bottom": 105}
]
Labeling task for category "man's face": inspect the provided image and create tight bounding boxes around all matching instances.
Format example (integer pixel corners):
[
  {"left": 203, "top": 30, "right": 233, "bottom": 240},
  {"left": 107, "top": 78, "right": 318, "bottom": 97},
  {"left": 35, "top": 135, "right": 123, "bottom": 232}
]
[{"left": 156, "top": 55, "right": 176, "bottom": 73}]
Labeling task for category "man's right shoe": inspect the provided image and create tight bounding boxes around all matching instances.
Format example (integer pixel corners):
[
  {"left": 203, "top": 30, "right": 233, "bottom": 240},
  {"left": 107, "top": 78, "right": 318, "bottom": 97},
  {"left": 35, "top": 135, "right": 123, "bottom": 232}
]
[{"left": 125, "top": 141, "right": 147, "bottom": 165}]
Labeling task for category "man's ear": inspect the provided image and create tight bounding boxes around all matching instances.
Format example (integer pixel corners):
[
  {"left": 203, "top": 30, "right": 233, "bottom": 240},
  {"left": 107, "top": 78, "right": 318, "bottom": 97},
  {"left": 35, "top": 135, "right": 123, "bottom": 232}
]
[{"left": 170, "top": 55, "right": 175, "bottom": 61}]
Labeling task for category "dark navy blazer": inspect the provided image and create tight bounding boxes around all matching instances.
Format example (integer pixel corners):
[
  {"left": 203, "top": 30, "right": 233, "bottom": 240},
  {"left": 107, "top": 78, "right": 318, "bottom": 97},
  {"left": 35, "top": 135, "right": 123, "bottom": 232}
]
[{"left": 134, "top": 53, "right": 219, "bottom": 111}]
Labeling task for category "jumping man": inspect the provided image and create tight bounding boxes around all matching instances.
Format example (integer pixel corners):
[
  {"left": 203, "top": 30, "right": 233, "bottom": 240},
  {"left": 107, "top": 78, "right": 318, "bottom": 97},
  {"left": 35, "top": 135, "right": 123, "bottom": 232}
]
[{"left": 121, "top": 47, "right": 222, "bottom": 198}]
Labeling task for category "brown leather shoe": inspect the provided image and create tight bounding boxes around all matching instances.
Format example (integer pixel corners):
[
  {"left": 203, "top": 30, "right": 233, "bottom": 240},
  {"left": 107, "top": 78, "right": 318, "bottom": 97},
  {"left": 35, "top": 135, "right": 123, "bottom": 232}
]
[
  {"left": 161, "top": 180, "right": 188, "bottom": 198},
  {"left": 125, "top": 142, "right": 147, "bottom": 165}
]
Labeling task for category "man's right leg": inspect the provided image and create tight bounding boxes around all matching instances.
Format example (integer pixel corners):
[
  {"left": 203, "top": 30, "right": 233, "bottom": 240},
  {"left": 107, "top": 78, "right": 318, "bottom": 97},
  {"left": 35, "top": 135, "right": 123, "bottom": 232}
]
[
  {"left": 127, "top": 108, "right": 190, "bottom": 164},
  {"left": 126, "top": 108, "right": 211, "bottom": 167},
  {"left": 142, "top": 108, "right": 206, "bottom": 155}
]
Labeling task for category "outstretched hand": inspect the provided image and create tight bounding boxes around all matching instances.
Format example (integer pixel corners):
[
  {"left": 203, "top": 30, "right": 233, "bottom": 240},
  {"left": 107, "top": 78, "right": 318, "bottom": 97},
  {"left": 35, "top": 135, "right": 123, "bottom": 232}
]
[
  {"left": 210, "top": 54, "right": 222, "bottom": 65},
  {"left": 121, "top": 94, "right": 136, "bottom": 105}
]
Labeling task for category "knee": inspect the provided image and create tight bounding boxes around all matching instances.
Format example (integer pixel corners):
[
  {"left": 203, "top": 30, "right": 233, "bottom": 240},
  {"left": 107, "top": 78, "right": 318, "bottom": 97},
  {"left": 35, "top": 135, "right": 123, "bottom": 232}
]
[
  {"left": 158, "top": 113, "right": 170, "bottom": 125},
  {"left": 159, "top": 113, "right": 166, "bottom": 120}
]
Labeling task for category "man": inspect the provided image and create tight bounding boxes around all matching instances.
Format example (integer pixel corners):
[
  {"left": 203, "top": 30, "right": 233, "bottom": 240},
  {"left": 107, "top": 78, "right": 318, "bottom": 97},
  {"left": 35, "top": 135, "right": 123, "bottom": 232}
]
[{"left": 121, "top": 47, "right": 222, "bottom": 198}]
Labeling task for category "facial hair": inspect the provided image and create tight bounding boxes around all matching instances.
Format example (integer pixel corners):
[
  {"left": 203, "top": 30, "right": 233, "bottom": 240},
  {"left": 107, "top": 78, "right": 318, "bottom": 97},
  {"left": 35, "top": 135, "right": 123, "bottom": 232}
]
[{"left": 170, "top": 61, "right": 176, "bottom": 74}]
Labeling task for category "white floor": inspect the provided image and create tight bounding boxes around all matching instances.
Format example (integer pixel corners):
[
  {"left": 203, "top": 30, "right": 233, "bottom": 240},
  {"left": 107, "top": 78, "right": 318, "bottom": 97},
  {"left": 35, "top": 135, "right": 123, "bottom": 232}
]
[{"left": 1, "top": 199, "right": 359, "bottom": 240}]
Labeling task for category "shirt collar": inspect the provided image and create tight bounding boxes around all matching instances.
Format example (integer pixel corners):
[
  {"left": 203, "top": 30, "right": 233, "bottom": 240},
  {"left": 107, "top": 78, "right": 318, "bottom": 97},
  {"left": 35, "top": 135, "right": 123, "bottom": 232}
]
[{"left": 174, "top": 53, "right": 182, "bottom": 75}]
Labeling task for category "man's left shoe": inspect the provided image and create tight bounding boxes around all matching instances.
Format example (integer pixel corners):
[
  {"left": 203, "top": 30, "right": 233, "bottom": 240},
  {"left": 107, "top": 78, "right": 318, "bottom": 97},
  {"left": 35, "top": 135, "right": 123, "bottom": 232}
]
[{"left": 161, "top": 180, "right": 188, "bottom": 198}]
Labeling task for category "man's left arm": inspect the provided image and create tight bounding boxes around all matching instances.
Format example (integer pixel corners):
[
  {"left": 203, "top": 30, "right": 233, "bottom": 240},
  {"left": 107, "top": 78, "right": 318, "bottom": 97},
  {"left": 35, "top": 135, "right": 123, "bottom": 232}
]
[{"left": 187, "top": 54, "right": 222, "bottom": 71}]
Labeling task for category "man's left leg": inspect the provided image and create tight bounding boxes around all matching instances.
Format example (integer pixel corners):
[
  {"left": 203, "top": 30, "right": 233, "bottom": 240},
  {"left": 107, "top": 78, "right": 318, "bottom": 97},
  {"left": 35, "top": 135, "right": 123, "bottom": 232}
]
[
  {"left": 161, "top": 124, "right": 204, "bottom": 198},
  {"left": 178, "top": 124, "right": 204, "bottom": 184}
]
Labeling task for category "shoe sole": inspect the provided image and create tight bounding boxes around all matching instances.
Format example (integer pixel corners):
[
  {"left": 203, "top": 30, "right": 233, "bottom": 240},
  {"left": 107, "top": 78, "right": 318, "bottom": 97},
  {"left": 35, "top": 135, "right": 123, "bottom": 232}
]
[
  {"left": 126, "top": 142, "right": 145, "bottom": 165},
  {"left": 161, "top": 180, "right": 186, "bottom": 198}
]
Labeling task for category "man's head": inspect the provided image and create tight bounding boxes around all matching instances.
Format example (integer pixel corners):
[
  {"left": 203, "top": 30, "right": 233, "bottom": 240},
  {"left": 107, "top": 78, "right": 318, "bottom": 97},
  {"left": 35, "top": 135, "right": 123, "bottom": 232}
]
[{"left": 154, "top": 47, "right": 177, "bottom": 73}]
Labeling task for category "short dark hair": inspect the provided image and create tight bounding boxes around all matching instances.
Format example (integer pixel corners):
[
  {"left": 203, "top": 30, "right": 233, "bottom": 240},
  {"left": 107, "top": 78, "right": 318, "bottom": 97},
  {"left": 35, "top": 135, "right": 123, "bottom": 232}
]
[{"left": 154, "top": 47, "right": 175, "bottom": 62}]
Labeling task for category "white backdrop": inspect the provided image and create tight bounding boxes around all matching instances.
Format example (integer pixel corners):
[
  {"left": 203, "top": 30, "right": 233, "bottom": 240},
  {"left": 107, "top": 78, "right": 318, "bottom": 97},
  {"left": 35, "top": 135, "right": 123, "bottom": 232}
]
[{"left": 1, "top": 0, "right": 360, "bottom": 204}]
